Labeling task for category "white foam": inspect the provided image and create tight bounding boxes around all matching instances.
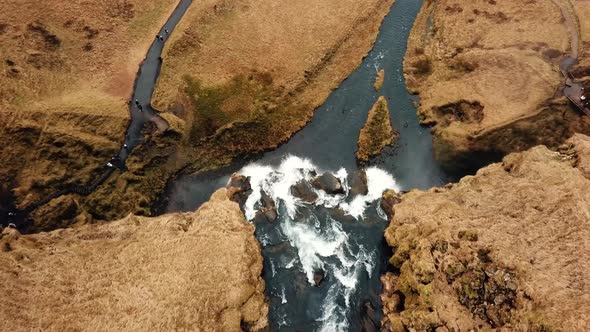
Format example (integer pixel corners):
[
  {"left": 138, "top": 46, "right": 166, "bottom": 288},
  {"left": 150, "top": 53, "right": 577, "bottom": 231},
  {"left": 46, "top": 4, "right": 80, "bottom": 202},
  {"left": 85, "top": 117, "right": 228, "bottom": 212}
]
[
  {"left": 285, "top": 257, "right": 297, "bottom": 269},
  {"left": 280, "top": 217, "right": 347, "bottom": 284},
  {"left": 341, "top": 167, "right": 399, "bottom": 219},
  {"left": 240, "top": 155, "right": 319, "bottom": 220},
  {"left": 317, "top": 285, "right": 349, "bottom": 332},
  {"left": 236, "top": 156, "right": 399, "bottom": 331},
  {"left": 239, "top": 156, "right": 398, "bottom": 222}
]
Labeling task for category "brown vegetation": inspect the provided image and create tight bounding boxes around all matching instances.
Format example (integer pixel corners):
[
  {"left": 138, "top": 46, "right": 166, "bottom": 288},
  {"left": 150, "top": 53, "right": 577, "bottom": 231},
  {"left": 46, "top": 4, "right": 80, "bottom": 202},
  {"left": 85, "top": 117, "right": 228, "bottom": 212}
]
[
  {"left": 374, "top": 68, "right": 385, "bottom": 91},
  {"left": 71, "top": 0, "right": 396, "bottom": 227},
  {"left": 404, "top": 0, "right": 590, "bottom": 173},
  {"left": 381, "top": 134, "right": 590, "bottom": 331},
  {"left": 0, "top": 188, "right": 268, "bottom": 331},
  {"left": 357, "top": 96, "right": 398, "bottom": 162}
]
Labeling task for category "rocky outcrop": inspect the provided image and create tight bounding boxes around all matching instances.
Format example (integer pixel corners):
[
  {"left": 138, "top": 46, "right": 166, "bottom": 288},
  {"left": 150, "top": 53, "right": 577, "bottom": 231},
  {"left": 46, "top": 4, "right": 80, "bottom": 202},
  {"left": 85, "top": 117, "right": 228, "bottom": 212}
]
[
  {"left": 357, "top": 96, "right": 398, "bottom": 162},
  {"left": 290, "top": 181, "right": 319, "bottom": 203},
  {"left": 380, "top": 134, "right": 590, "bottom": 331},
  {"left": 404, "top": 0, "right": 590, "bottom": 173},
  {"left": 0, "top": 189, "right": 268, "bottom": 331},
  {"left": 349, "top": 169, "right": 369, "bottom": 196}
]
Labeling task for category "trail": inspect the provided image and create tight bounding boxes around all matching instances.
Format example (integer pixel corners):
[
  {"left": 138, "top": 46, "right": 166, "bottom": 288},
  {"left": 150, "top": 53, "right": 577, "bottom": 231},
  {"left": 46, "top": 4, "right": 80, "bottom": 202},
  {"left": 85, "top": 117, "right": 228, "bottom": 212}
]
[{"left": 552, "top": 0, "right": 581, "bottom": 67}]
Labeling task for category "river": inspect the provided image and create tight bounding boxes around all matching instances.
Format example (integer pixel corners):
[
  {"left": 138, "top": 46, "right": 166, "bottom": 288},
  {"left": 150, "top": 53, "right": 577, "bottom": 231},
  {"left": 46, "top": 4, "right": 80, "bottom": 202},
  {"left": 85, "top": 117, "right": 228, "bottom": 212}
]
[{"left": 162, "top": 0, "right": 448, "bottom": 330}]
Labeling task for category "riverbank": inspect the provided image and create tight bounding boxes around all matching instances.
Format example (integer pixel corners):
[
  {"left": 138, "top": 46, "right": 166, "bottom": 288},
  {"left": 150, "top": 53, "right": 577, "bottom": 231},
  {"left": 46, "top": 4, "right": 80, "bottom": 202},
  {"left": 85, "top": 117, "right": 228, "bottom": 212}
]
[
  {"left": 2, "top": 0, "right": 396, "bottom": 231},
  {"left": 403, "top": 0, "right": 590, "bottom": 174},
  {"left": 380, "top": 134, "right": 590, "bottom": 330}
]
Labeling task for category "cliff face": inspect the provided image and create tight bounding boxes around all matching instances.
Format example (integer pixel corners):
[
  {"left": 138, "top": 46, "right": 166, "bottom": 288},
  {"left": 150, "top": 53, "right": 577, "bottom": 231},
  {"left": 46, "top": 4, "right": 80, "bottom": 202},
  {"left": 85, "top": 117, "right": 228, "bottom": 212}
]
[
  {"left": 0, "top": 189, "right": 268, "bottom": 331},
  {"left": 381, "top": 134, "right": 590, "bottom": 331},
  {"left": 404, "top": 0, "right": 590, "bottom": 173}
]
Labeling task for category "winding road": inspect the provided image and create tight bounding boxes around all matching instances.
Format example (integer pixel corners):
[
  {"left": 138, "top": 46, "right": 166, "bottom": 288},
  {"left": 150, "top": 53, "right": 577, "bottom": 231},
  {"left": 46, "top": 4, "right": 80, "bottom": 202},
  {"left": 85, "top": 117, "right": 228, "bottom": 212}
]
[{"left": 6, "top": 0, "right": 193, "bottom": 225}]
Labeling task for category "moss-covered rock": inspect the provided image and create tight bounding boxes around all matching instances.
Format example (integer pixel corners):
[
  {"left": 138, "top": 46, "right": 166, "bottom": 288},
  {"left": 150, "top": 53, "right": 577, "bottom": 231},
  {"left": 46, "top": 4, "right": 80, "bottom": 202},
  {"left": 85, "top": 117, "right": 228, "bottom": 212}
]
[
  {"left": 380, "top": 135, "right": 590, "bottom": 330},
  {"left": 374, "top": 68, "right": 385, "bottom": 91},
  {"left": 357, "top": 96, "right": 399, "bottom": 163}
]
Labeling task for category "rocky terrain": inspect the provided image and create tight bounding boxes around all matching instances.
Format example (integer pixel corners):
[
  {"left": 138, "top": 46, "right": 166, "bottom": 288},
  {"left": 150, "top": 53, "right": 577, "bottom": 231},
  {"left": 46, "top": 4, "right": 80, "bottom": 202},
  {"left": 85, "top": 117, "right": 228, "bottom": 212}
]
[
  {"left": 357, "top": 96, "right": 398, "bottom": 163},
  {"left": 0, "top": 188, "right": 268, "bottom": 331},
  {"left": 404, "top": 0, "right": 590, "bottom": 173},
  {"left": 0, "top": 0, "right": 179, "bottom": 229},
  {"left": 380, "top": 134, "right": 590, "bottom": 331}
]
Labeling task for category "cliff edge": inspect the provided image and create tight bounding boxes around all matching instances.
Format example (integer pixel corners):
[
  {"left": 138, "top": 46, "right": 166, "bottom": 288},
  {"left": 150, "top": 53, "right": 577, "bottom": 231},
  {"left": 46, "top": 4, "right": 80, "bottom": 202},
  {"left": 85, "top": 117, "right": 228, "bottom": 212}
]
[
  {"left": 0, "top": 188, "right": 268, "bottom": 331},
  {"left": 380, "top": 134, "right": 590, "bottom": 331}
]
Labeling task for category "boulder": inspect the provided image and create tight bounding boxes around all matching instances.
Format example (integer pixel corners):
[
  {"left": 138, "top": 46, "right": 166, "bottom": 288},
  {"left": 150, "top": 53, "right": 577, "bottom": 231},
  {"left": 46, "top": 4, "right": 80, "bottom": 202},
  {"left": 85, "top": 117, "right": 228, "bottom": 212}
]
[
  {"left": 227, "top": 173, "right": 252, "bottom": 207},
  {"left": 290, "top": 181, "right": 318, "bottom": 203},
  {"left": 360, "top": 300, "right": 378, "bottom": 332},
  {"left": 253, "top": 209, "right": 278, "bottom": 224},
  {"left": 349, "top": 170, "right": 368, "bottom": 196},
  {"left": 380, "top": 190, "right": 401, "bottom": 219},
  {"left": 253, "top": 191, "right": 278, "bottom": 224},
  {"left": 313, "top": 269, "right": 326, "bottom": 286},
  {"left": 311, "top": 172, "right": 345, "bottom": 195}
]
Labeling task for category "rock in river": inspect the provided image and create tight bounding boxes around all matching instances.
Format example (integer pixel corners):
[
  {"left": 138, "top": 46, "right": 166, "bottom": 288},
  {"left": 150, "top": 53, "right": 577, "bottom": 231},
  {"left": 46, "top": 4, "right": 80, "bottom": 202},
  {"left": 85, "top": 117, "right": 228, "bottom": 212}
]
[
  {"left": 349, "top": 169, "right": 368, "bottom": 196},
  {"left": 313, "top": 269, "right": 326, "bottom": 287},
  {"left": 356, "top": 96, "right": 398, "bottom": 163},
  {"left": 227, "top": 173, "right": 252, "bottom": 208},
  {"left": 290, "top": 181, "right": 318, "bottom": 203},
  {"left": 253, "top": 191, "right": 278, "bottom": 224},
  {"left": 311, "top": 172, "right": 345, "bottom": 195}
]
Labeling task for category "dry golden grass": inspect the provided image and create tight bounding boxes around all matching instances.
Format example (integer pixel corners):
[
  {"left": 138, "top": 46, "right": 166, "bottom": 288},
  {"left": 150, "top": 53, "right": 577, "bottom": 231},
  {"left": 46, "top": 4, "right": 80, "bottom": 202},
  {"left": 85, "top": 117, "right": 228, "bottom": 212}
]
[
  {"left": 0, "top": 0, "right": 177, "bottom": 108},
  {"left": 2, "top": 0, "right": 396, "bottom": 228},
  {"left": 152, "top": 0, "right": 396, "bottom": 145},
  {"left": 69, "top": 0, "right": 396, "bottom": 226},
  {"left": 382, "top": 134, "right": 590, "bottom": 330},
  {"left": 0, "top": 189, "right": 268, "bottom": 331},
  {"left": 404, "top": 0, "right": 590, "bottom": 170},
  {"left": 374, "top": 68, "right": 385, "bottom": 91}
]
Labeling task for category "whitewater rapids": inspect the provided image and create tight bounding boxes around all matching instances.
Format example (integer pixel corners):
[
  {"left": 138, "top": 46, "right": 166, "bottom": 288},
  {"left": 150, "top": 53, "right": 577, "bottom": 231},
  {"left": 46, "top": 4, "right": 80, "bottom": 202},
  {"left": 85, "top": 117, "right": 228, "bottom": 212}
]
[{"left": 235, "top": 155, "right": 399, "bottom": 331}]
